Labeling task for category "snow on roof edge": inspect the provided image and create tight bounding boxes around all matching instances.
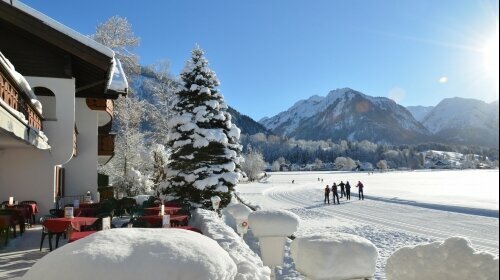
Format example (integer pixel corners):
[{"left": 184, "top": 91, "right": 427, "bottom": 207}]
[
  {"left": 107, "top": 58, "right": 128, "bottom": 93},
  {"left": 4, "top": 0, "right": 114, "bottom": 58}
]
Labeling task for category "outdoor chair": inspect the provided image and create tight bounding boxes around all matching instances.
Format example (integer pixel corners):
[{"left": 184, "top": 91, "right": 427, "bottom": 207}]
[
  {"left": 20, "top": 200, "right": 38, "bottom": 225},
  {"left": 0, "top": 214, "right": 12, "bottom": 245},
  {"left": 118, "top": 197, "right": 137, "bottom": 217},
  {"left": 49, "top": 208, "right": 64, "bottom": 218},
  {"left": 0, "top": 209, "right": 24, "bottom": 237},
  {"left": 39, "top": 215, "right": 65, "bottom": 251},
  {"left": 96, "top": 199, "right": 116, "bottom": 218}
]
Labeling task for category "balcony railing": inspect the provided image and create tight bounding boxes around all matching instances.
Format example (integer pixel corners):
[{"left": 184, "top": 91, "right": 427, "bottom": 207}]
[
  {"left": 98, "top": 133, "right": 115, "bottom": 156},
  {"left": 0, "top": 67, "right": 43, "bottom": 131},
  {"left": 86, "top": 98, "right": 113, "bottom": 117}
]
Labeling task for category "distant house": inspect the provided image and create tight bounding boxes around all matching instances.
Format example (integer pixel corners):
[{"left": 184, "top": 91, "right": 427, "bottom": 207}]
[{"left": 0, "top": 1, "right": 128, "bottom": 214}]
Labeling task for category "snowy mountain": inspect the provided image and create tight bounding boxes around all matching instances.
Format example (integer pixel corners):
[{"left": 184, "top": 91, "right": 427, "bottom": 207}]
[
  {"left": 421, "top": 98, "right": 499, "bottom": 148},
  {"left": 406, "top": 105, "right": 434, "bottom": 122},
  {"left": 260, "top": 88, "right": 429, "bottom": 144},
  {"left": 227, "top": 107, "right": 270, "bottom": 135}
]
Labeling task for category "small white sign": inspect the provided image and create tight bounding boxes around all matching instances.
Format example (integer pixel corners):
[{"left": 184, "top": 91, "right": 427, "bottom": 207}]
[
  {"left": 84, "top": 195, "right": 91, "bottom": 203},
  {"left": 102, "top": 217, "right": 111, "bottom": 230},
  {"left": 64, "top": 207, "right": 74, "bottom": 218},
  {"left": 237, "top": 219, "right": 249, "bottom": 235},
  {"left": 162, "top": 214, "right": 171, "bottom": 228}
]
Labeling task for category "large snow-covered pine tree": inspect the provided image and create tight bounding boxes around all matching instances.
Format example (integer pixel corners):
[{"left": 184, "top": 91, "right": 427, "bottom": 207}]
[{"left": 163, "top": 46, "right": 242, "bottom": 209}]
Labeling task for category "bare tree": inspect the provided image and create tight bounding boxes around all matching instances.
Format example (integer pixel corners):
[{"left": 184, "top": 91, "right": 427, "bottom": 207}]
[{"left": 241, "top": 150, "right": 266, "bottom": 181}]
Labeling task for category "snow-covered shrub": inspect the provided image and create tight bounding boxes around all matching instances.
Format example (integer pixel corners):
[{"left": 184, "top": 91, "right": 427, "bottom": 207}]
[
  {"left": 386, "top": 237, "right": 499, "bottom": 280},
  {"left": 334, "top": 156, "right": 357, "bottom": 171},
  {"left": 190, "top": 209, "right": 271, "bottom": 280},
  {"left": 23, "top": 228, "right": 237, "bottom": 280},
  {"left": 290, "top": 233, "right": 378, "bottom": 280},
  {"left": 163, "top": 46, "right": 242, "bottom": 209}
]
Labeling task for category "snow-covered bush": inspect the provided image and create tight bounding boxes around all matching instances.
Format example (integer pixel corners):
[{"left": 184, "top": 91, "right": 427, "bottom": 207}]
[
  {"left": 386, "top": 237, "right": 499, "bottom": 280},
  {"left": 190, "top": 208, "right": 271, "bottom": 280},
  {"left": 23, "top": 228, "right": 237, "bottom": 280},
  {"left": 290, "top": 233, "right": 378, "bottom": 280},
  {"left": 376, "top": 159, "right": 388, "bottom": 170},
  {"left": 163, "top": 46, "right": 242, "bottom": 209}
]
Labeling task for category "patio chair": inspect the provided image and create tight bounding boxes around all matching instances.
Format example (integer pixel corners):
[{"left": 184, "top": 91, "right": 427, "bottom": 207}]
[
  {"left": 118, "top": 197, "right": 137, "bottom": 217},
  {"left": 39, "top": 215, "right": 65, "bottom": 251},
  {"left": 0, "top": 214, "right": 12, "bottom": 245},
  {"left": 0, "top": 209, "right": 24, "bottom": 237},
  {"left": 20, "top": 200, "right": 38, "bottom": 225},
  {"left": 49, "top": 208, "right": 64, "bottom": 218}
]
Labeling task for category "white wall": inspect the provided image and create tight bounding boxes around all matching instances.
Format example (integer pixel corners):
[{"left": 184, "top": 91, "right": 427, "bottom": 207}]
[
  {"left": 63, "top": 98, "right": 98, "bottom": 198},
  {"left": 0, "top": 77, "right": 75, "bottom": 215}
]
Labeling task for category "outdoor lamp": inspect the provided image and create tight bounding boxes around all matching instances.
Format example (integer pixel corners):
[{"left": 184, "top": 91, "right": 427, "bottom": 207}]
[{"left": 211, "top": 196, "right": 221, "bottom": 211}]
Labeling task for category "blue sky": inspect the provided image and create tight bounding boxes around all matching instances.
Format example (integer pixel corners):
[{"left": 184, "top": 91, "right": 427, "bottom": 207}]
[{"left": 23, "top": 0, "right": 499, "bottom": 120}]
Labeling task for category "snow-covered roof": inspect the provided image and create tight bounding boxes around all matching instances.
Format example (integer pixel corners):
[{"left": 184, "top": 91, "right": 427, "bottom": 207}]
[
  {"left": 107, "top": 58, "right": 128, "bottom": 93},
  {"left": 2, "top": 0, "right": 114, "bottom": 59}
]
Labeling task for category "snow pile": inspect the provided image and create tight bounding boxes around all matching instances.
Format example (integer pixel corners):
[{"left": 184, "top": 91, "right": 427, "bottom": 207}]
[
  {"left": 23, "top": 228, "right": 237, "bottom": 280},
  {"left": 249, "top": 210, "right": 300, "bottom": 237},
  {"left": 133, "top": 194, "right": 154, "bottom": 205},
  {"left": 290, "top": 232, "right": 379, "bottom": 280},
  {"left": 190, "top": 209, "right": 271, "bottom": 280},
  {"left": 386, "top": 237, "right": 499, "bottom": 280},
  {"left": 225, "top": 204, "right": 253, "bottom": 220}
]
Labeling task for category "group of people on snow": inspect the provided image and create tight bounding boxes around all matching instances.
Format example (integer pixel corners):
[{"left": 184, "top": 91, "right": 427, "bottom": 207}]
[{"left": 324, "top": 180, "right": 365, "bottom": 204}]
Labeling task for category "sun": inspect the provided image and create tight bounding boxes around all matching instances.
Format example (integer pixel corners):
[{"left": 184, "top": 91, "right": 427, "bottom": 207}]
[{"left": 482, "top": 26, "right": 499, "bottom": 83}]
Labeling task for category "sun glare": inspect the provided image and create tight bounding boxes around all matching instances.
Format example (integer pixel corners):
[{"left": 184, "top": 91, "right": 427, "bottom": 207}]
[{"left": 482, "top": 27, "right": 499, "bottom": 83}]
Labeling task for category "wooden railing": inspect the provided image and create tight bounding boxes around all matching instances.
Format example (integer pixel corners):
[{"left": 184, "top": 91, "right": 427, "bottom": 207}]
[
  {"left": 86, "top": 98, "right": 113, "bottom": 117},
  {"left": 98, "top": 133, "right": 115, "bottom": 156},
  {"left": 0, "top": 67, "right": 43, "bottom": 131}
]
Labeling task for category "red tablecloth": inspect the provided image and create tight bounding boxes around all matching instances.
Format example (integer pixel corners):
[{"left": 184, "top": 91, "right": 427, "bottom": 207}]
[
  {"left": 143, "top": 206, "right": 182, "bottom": 216},
  {"left": 44, "top": 217, "right": 98, "bottom": 233},
  {"left": 5, "top": 206, "right": 29, "bottom": 222},
  {"left": 138, "top": 215, "right": 188, "bottom": 228}
]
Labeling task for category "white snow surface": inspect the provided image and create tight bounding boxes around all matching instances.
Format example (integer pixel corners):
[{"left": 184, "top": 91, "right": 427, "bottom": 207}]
[
  {"left": 191, "top": 209, "right": 271, "bottom": 280},
  {"left": 249, "top": 210, "right": 300, "bottom": 237},
  {"left": 236, "top": 170, "right": 499, "bottom": 279},
  {"left": 23, "top": 228, "right": 237, "bottom": 280},
  {"left": 225, "top": 204, "right": 253, "bottom": 220},
  {"left": 107, "top": 58, "right": 129, "bottom": 93},
  {"left": 386, "top": 237, "right": 499, "bottom": 280},
  {"left": 291, "top": 232, "right": 379, "bottom": 280}
]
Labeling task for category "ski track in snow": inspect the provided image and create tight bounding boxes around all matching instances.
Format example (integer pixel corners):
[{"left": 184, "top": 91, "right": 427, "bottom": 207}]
[{"left": 236, "top": 171, "right": 499, "bottom": 279}]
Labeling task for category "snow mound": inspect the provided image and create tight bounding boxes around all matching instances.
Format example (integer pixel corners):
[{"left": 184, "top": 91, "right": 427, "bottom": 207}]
[
  {"left": 133, "top": 194, "right": 153, "bottom": 205},
  {"left": 249, "top": 210, "right": 300, "bottom": 237},
  {"left": 386, "top": 237, "right": 499, "bottom": 280},
  {"left": 290, "top": 232, "right": 378, "bottom": 280},
  {"left": 225, "top": 204, "right": 253, "bottom": 220},
  {"left": 23, "top": 228, "right": 237, "bottom": 280},
  {"left": 191, "top": 209, "right": 271, "bottom": 280}
]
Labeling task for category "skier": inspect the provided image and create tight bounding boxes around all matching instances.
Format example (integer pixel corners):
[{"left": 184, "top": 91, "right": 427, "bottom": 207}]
[
  {"left": 324, "top": 185, "right": 330, "bottom": 204},
  {"left": 339, "top": 181, "right": 346, "bottom": 198},
  {"left": 345, "top": 181, "right": 351, "bottom": 200},
  {"left": 331, "top": 182, "right": 340, "bottom": 204},
  {"left": 356, "top": 181, "right": 365, "bottom": 200}
]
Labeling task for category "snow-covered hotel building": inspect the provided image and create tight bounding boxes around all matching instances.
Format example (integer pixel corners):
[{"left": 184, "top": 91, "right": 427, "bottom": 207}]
[{"left": 0, "top": 1, "right": 128, "bottom": 214}]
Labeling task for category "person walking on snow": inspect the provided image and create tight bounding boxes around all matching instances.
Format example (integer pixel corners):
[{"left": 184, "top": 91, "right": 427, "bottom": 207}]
[
  {"left": 345, "top": 181, "right": 351, "bottom": 200},
  {"left": 324, "top": 185, "right": 330, "bottom": 204},
  {"left": 339, "top": 181, "right": 346, "bottom": 198},
  {"left": 356, "top": 181, "right": 365, "bottom": 200},
  {"left": 331, "top": 182, "right": 340, "bottom": 204}
]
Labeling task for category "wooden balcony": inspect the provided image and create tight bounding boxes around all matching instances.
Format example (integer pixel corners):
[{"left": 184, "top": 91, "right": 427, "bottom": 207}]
[
  {"left": 86, "top": 98, "right": 113, "bottom": 126},
  {"left": 98, "top": 133, "right": 115, "bottom": 157},
  {"left": 0, "top": 66, "right": 42, "bottom": 131}
]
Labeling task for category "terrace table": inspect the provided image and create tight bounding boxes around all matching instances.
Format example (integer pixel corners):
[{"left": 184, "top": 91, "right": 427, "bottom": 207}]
[
  {"left": 143, "top": 206, "right": 182, "bottom": 216},
  {"left": 138, "top": 215, "right": 188, "bottom": 228},
  {"left": 44, "top": 217, "right": 98, "bottom": 232},
  {"left": 74, "top": 207, "right": 99, "bottom": 217}
]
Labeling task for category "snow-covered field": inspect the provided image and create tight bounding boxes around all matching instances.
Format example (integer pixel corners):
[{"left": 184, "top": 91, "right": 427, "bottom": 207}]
[{"left": 235, "top": 170, "right": 499, "bottom": 279}]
